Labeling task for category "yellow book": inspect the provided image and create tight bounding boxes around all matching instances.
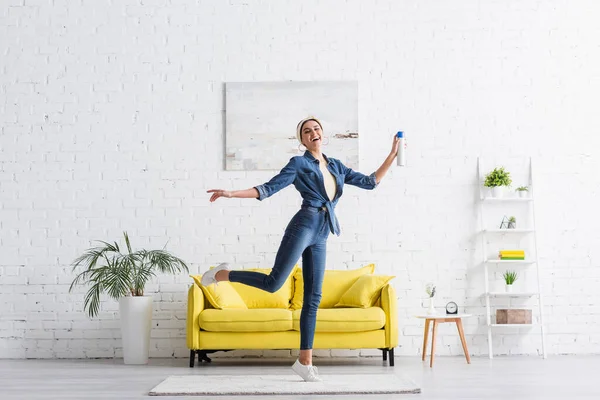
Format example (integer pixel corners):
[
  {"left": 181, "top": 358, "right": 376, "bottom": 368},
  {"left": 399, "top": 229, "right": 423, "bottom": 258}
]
[{"left": 499, "top": 250, "right": 525, "bottom": 255}]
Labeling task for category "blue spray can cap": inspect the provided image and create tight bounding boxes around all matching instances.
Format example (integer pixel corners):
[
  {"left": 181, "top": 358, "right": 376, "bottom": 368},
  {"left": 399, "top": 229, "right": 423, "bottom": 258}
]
[{"left": 396, "top": 131, "right": 404, "bottom": 138}]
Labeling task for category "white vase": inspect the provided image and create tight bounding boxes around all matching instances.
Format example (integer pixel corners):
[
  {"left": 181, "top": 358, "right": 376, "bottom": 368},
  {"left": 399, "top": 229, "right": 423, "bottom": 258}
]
[
  {"left": 491, "top": 186, "right": 505, "bottom": 198},
  {"left": 518, "top": 191, "right": 528, "bottom": 198},
  {"left": 427, "top": 297, "right": 437, "bottom": 315},
  {"left": 119, "top": 296, "right": 153, "bottom": 365},
  {"left": 505, "top": 284, "right": 513, "bottom": 293}
]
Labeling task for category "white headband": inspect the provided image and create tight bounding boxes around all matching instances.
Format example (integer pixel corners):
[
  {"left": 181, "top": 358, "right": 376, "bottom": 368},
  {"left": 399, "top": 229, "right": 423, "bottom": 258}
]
[{"left": 296, "top": 117, "right": 323, "bottom": 143}]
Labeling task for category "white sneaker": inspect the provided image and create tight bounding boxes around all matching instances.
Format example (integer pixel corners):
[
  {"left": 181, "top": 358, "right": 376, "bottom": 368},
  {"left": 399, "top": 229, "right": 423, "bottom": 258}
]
[
  {"left": 200, "top": 263, "right": 230, "bottom": 287},
  {"left": 292, "top": 359, "right": 322, "bottom": 382}
]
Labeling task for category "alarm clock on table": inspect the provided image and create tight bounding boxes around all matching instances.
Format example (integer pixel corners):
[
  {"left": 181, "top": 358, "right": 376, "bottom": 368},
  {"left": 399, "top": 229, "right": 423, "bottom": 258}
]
[{"left": 445, "top": 301, "right": 458, "bottom": 315}]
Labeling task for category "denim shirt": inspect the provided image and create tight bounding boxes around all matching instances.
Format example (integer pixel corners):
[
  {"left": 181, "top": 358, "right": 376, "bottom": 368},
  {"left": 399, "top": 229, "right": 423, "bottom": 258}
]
[{"left": 254, "top": 151, "right": 379, "bottom": 236}]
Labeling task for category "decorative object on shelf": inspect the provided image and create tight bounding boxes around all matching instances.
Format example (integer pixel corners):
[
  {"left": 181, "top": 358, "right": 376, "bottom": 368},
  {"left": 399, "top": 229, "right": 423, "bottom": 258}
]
[
  {"left": 499, "top": 249, "right": 525, "bottom": 260},
  {"left": 499, "top": 215, "right": 511, "bottom": 229},
  {"left": 69, "top": 232, "right": 189, "bottom": 365},
  {"left": 500, "top": 216, "right": 517, "bottom": 229},
  {"left": 484, "top": 167, "right": 512, "bottom": 198},
  {"left": 425, "top": 283, "right": 437, "bottom": 315},
  {"left": 445, "top": 301, "right": 458, "bottom": 315},
  {"left": 496, "top": 309, "right": 532, "bottom": 324},
  {"left": 516, "top": 186, "right": 529, "bottom": 198},
  {"left": 503, "top": 270, "right": 518, "bottom": 293}
]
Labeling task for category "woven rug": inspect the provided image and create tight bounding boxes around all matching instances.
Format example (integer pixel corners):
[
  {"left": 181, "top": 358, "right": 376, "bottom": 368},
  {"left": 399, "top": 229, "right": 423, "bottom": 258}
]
[{"left": 149, "top": 374, "right": 420, "bottom": 396}]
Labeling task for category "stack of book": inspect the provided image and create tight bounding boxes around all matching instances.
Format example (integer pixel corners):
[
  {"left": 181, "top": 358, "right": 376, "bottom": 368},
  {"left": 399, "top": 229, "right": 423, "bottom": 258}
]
[{"left": 499, "top": 250, "right": 525, "bottom": 260}]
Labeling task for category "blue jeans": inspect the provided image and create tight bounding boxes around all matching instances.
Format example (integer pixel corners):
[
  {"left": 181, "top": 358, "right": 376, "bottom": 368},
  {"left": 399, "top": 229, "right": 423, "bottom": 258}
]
[{"left": 229, "top": 206, "right": 330, "bottom": 350}]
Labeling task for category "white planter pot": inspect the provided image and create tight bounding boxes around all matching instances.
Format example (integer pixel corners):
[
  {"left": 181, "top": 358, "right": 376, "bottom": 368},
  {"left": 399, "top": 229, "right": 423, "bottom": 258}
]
[
  {"left": 505, "top": 284, "right": 513, "bottom": 293},
  {"left": 119, "top": 296, "right": 153, "bottom": 365},
  {"left": 518, "top": 191, "right": 528, "bottom": 198},
  {"left": 490, "top": 186, "right": 505, "bottom": 198}
]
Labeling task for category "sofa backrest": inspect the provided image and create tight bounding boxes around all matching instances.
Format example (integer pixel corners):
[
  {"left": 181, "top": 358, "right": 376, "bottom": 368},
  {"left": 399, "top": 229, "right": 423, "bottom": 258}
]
[
  {"left": 229, "top": 266, "right": 297, "bottom": 308},
  {"left": 290, "top": 264, "right": 375, "bottom": 309}
]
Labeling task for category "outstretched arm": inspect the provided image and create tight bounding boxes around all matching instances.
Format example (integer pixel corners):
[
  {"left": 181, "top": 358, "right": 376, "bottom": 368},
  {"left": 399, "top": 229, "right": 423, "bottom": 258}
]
[
  {"left": 374, "top": 134, "right": 401, "bottom": 184},
  {"left": 207, "top": 188, "right": 258, "bottom": 202},
  {"left": 207, "top": 157, "right": 297, "bottom": 202}
]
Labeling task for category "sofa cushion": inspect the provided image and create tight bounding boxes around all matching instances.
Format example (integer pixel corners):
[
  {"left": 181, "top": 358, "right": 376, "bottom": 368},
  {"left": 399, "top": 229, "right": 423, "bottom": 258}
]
[
  {"left": 230, "top": 266, "right": 297, "bottom": 309},
  {"left": 291, "top": 264, "right": 375, "bottom": 310},
  {"left": 190, "top": 276, "right": 247, "bottom": 310},
  {"left": 199, "top": 309, "right": 293, "bottom": 332},
  {"left": 335, "top": 274, "right": 395, "bottom": 308},
  {"left": 291, "top": 307, "right": 385, "bottom": 332}
]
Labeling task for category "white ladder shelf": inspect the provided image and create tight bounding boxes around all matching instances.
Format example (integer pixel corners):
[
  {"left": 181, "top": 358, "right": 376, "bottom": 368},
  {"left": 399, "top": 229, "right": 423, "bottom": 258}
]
[{"left": 477, "top": 157, "right": 547, "bottom": 359}]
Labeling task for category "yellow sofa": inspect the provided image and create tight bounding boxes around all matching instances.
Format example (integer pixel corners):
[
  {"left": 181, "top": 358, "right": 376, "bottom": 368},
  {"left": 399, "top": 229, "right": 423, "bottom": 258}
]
[{"left": 187, "top": 264, "right": 399, "bottom": 367}]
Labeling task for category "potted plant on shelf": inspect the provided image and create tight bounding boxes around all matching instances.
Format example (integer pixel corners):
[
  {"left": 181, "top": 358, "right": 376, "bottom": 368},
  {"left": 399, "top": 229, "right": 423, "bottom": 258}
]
[
  {"left": 508, "top": 216, "right": 517, "bottom": 229},
  {"left": 484, "top": 167, "right": 512, "bottom": 198},
  {"left": 425, "top": 283, "right": 437, "bottom": 315},
  {"left": 69, "top": 232, "right": 189, "bottom": 365},
  {"left": 516, "top": 186, "right": 529, "bottom": 198},
  {"left": 503, "top": 270, "right": 518, "bottom": 293}
]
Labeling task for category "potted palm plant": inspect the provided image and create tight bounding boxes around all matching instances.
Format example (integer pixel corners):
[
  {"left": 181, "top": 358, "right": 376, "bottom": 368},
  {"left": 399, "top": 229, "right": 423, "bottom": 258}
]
[
  {"left": 69, "top": 232, "right": 188, "bottom": 364},
  {"left": 484, "top": 167, "right": 512, "bottom": 198}
]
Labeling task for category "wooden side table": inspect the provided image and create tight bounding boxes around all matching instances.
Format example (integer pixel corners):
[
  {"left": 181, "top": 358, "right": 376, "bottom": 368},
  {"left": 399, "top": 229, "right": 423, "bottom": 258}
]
[{"left": 416, "top": 314, "right": 472, "bottom": 367}]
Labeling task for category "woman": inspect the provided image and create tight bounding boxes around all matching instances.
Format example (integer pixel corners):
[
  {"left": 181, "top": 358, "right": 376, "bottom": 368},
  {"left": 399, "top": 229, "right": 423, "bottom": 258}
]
[{"left": 204, "top": 117, "right": 400, "bottom": 382}]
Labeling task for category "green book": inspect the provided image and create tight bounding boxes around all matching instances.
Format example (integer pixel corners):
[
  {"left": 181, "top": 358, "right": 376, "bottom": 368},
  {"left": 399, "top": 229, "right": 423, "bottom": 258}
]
[{"left": 500, "top": 257, "right": 525, "bottom": 260}]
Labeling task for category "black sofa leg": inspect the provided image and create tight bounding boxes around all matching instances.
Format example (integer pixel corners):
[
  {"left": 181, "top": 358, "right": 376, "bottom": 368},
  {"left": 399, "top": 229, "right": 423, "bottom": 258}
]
[
  {"left": 190, "top": 350, "right": 213, "bottom": 367},
  {"left": 198, "top": 351, "right": 212, "bottom": 363},
  {"left": 388, "top": 348, "right": 395, "bottom": 366},
  {"left": 382, "top": 349, "right": 388, "bottom": 361},
  {"left": 189, "top": 350, "right": 196, "bottom": 368}
]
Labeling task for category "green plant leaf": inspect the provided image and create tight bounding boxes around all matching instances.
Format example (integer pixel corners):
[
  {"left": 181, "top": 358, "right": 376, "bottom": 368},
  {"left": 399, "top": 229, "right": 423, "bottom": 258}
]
[
  {"left": 503, "top": 270, "right": 518, "bottom": 284},
  {"left": 124, "top": 231, "right": 133, "bottom": 255},
  {"left": 139, "top": 250, "right": 189, "bottom": 275},
  {"left": 102, "top": 263, "right": 133, "bottom": 300},
  {"left": 69, "top": 245, "right": 118, "bottom": 292},
  {"left": 132, "top": 263, "right": 156, "bottom": 296},
  {"left": 83, "top": 282, "right": 102, "bottom": 318}
]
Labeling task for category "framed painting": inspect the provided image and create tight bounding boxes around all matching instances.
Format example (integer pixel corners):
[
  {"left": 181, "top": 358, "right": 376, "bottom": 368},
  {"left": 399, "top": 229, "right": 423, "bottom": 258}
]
[{"left": 225, "top": 81, "right": 358, "bottom": 171}]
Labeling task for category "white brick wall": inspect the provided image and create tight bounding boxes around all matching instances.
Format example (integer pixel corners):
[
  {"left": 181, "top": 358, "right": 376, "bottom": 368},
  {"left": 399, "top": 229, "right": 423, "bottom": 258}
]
[{"left": 1, "top": 0, "right": 599, "bottom": 359}]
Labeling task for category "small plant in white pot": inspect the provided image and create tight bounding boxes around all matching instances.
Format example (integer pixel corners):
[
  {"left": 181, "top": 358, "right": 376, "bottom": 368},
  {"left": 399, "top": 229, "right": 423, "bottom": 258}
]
[
  {"left": 503, "top": 270, "right": 518, "bottom": 293},
  {"left": 69, "top": 232, "right": 188, "bottom": 365},
  {"left": 425, "top": 283, "right": 437, "bottom": 315},
  {"left": 516, "top": 186, "right": 529, "bottom": 198},
  {"left": 484, "top": 167, "right": 512, "bottom": 198}
]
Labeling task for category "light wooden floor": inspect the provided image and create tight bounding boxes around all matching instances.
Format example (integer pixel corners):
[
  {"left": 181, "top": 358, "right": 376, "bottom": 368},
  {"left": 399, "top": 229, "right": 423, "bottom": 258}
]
[{"left": 0, "top": 356, "right": 597, "bottom": 399}]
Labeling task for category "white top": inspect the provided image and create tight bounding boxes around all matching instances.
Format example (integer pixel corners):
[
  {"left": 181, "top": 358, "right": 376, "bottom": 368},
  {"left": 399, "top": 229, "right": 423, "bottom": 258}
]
[
  {"left": 415, "top": 314, "right": 472, "bottom": 319},
  {"left": 319, "top": 161, "right": 337, "bottom": 201}
]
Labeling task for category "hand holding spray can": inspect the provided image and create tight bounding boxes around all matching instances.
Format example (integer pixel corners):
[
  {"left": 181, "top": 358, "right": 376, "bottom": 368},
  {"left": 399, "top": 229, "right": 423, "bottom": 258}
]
[{"left": 396, "top": 131, "right": 406, "bottom": 166}]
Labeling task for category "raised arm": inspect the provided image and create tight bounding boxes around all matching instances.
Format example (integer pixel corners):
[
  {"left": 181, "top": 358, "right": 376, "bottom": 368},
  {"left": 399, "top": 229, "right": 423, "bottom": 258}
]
[
  {"left": 342, "top": 134, "right": 400, "bottom": 188},
  {"left": 207, "top": 157, "right": 297, "bottom": 202},
  {"left": 373, "top": 134, "right": 400, "bottom": 184}
]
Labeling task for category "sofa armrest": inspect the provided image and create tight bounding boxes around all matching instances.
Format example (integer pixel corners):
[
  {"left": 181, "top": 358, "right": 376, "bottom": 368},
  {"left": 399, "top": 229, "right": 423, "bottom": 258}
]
[
  {"left": 381, "top": 283, "right": 398, "bottom": 349},
  {"left": 186, "top": 283, "right": 205, "bottom": 350}
]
